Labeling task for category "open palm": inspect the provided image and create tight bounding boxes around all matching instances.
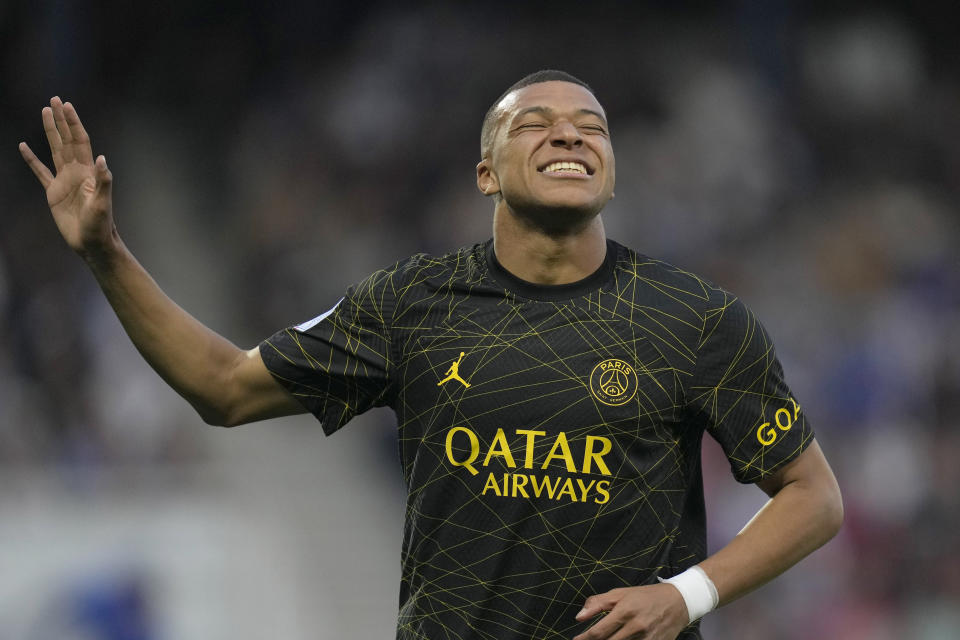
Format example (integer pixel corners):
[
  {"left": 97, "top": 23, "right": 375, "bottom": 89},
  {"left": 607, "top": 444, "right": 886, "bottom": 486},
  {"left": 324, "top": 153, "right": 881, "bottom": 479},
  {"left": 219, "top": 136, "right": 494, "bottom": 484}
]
[{"left": 19, "top": 97, "right": 115, "bottom": 256}]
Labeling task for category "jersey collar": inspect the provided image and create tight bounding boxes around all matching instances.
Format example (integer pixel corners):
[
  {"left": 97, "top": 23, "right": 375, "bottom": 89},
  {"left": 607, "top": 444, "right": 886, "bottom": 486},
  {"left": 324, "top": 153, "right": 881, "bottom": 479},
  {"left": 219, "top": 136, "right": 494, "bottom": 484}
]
[{"left": 483, "top": 238, "right": 618, "bottom": 302}]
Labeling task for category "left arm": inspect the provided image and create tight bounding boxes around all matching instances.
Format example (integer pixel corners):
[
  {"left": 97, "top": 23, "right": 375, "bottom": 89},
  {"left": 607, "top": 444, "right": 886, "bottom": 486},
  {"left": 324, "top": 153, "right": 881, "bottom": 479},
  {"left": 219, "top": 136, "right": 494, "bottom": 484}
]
[
  {"left": 573, "top": 439, "right": 843, "bottom": 640},
  {"left": 699, "top": 438, "right": 843, "bottom": 605}
]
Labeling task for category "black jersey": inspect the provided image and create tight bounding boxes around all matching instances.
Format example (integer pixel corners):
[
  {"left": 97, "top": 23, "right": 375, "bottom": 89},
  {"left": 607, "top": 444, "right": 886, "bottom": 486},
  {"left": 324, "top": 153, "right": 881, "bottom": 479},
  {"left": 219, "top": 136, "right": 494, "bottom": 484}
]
[{"left": 259, "top": 239, "right": 813, "bottom": 640}]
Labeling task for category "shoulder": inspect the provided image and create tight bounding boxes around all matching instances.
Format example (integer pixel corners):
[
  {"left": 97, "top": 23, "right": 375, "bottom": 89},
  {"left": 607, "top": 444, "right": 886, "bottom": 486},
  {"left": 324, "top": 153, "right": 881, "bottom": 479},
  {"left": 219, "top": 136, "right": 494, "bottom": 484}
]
[
  {"left": 350, "top": 244, "right": 479, "bottom": 288},
  {"left": 345, "top": 243, "right": 485, "bottom": 312},
  {"left": 608, "top": 240, "right": 735, "bottom": 319},
  {"left": 393, "top": 243, "right": 485, "bottom": 284}
]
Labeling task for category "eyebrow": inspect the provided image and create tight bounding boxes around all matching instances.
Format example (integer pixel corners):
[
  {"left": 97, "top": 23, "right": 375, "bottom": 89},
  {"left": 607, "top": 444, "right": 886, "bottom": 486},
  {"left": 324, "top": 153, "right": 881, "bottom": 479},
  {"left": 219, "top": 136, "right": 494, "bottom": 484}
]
[{"left": 513, "top": 106, "right": 608, "bottom": 126}]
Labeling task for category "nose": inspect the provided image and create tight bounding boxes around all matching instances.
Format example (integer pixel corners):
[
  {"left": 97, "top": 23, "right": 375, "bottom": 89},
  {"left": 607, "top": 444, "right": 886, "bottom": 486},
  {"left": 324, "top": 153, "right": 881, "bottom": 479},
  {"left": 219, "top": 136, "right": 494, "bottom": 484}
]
[{"left": 550, "top": 121, "right": 582, "bottom": 148}]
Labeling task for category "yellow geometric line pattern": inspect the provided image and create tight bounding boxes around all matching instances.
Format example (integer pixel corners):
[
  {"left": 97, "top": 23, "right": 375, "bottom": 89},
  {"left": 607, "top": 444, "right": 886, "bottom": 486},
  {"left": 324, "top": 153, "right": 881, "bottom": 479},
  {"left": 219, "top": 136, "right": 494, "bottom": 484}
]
[{"left": 259, "top": 240, "right": 813, "bottom": 640}]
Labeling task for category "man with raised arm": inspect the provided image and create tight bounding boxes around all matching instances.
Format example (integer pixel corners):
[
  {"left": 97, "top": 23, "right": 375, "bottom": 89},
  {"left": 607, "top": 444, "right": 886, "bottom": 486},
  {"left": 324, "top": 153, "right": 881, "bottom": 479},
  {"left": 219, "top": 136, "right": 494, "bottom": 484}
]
[{"left": 21, "top": 70, "right": 843, "bottom": 640}]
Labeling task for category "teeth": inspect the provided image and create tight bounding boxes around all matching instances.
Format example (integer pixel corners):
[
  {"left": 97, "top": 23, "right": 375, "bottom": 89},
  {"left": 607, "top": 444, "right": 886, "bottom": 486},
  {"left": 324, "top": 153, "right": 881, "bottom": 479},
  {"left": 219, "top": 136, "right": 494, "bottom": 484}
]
[{"left": 542, "top": 161, "right": 587, "bottom": 174}]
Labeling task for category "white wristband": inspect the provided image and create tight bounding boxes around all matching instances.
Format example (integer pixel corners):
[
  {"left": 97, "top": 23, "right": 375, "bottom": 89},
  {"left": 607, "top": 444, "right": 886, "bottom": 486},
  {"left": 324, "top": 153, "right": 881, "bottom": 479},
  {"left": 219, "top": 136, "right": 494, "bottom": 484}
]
[{"left": 658, "top": 565, "right": 719, "bottom": 624}]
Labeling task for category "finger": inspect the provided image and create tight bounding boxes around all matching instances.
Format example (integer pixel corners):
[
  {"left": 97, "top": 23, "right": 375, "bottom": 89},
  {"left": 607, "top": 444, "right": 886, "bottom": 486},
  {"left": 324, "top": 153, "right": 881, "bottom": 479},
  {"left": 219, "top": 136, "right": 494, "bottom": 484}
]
[
  {"left": 576, "top": 593, "right": 618, "bottom": 622},
  {"left": 41, "top": 105, "right": 63, "bottom": 169},
  {"left": 94, "top": 155, "right": 112, "bottom": 199},
  {"left": 51, "top": 97, "right": 75, "bottom": 163},
  {"left": 574, "top": 613, "right": 625, "bottom": 640},
  {"left": 577, "top": 604, "right": 605, "bottom": 622},
  {"left": 19, "top": 141, "right": 54, "bottom": 188},
  {"left": 607, "top": 622, "right": 645, "bottom": 640},
  {"left": 64, "top": 102, "right": 93, "bottom": 165}
]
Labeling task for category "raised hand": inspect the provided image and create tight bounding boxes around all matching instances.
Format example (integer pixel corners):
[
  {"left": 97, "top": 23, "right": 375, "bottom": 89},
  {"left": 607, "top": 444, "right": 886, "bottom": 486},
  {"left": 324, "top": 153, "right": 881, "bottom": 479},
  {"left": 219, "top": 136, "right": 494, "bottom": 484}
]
[
  {"left": 18, "top": 95, "right": 305, "bottom": 428},
  {"left": 19, "top": 97, "right": 116, "bottom": 258}
]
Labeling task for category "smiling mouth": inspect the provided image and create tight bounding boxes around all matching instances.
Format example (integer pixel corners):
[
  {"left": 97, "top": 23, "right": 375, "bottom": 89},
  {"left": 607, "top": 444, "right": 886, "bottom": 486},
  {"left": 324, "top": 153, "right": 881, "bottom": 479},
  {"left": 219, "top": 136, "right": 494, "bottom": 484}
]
[{"left": 539, "top": 161, "right": 592, "bottom": 176}]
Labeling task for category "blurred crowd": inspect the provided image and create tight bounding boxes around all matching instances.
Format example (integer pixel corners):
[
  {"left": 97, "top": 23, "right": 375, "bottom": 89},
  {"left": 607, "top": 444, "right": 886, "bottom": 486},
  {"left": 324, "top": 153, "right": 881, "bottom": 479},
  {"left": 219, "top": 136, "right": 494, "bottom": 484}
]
[{"left": 1, "top": 2, "right": 958, "bottom": 638}]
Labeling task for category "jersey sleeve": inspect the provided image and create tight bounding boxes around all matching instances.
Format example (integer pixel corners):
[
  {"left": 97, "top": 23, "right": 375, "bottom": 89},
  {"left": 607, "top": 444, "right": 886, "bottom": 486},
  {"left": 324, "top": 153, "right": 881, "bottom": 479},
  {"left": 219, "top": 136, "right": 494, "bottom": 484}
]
[
  {"left": 686, "top": 288, "right": 814, "bottom": 484},
  {"left": 258, "top": 266, "right": 398, "bottom": 436}
]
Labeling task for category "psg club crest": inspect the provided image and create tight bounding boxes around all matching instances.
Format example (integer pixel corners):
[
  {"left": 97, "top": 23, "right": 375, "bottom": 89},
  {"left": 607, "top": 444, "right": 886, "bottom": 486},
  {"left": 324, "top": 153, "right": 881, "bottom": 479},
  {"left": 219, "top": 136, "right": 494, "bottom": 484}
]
[{"left": 589, "top": 358, "right": 638, "bottom": 406}]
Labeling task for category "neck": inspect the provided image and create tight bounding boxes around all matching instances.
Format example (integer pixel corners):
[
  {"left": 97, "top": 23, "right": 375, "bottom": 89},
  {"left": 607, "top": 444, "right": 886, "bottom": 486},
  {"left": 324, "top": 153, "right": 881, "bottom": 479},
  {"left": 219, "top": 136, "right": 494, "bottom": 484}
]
[{"left": 492, "top": 203, "right": 607, "bottom": 285}]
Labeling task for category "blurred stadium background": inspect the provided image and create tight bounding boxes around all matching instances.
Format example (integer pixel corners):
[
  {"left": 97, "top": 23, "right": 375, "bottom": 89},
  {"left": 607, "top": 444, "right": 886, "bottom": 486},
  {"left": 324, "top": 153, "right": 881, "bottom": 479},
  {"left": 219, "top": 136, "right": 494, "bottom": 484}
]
[{"left": 2, "top": 1, "right": 959, "bottom": 638}]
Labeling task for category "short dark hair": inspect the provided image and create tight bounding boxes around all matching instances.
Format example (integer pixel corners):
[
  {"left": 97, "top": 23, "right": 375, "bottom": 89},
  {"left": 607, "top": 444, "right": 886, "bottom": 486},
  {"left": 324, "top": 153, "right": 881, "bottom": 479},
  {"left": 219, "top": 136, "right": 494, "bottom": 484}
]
[{"left": 480, "top": 70, "right": 594, "bottom": 159}]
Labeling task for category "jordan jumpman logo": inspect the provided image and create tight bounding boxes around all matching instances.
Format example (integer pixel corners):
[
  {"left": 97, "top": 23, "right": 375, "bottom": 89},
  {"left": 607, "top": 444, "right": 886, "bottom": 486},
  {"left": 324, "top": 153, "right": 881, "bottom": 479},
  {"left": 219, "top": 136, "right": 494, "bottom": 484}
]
[{"left": 437, "top": 352, "right": 471, "bottom": 388}]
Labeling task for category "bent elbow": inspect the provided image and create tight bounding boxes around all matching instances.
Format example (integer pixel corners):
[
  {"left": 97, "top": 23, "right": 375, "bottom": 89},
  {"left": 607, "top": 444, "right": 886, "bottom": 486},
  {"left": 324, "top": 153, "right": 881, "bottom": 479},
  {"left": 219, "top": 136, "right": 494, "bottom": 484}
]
[
  {"left": 206, "top": 416, "right": 232, "bottom": 428},
  {"left": 195, "top": 403, "right": 240, "bottom": 428},
  {"left": 815, "top": 478, "right": 845, "bottom": 543},
  {"left": 198, "top": 409, "right": 231, "bottom": 428},
  {"left": 826, "top": 485, "right": 845, "bottom": 538},
  {"left": 203, "top": 402, "right": 262, "bottom": 428}
]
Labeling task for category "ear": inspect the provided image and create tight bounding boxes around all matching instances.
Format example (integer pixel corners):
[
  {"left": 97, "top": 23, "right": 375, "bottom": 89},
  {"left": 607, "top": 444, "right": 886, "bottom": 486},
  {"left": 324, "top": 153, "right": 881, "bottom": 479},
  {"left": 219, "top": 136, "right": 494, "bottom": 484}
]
[{"left": 476, "top": 159, "right": 500, "bottom": 197}]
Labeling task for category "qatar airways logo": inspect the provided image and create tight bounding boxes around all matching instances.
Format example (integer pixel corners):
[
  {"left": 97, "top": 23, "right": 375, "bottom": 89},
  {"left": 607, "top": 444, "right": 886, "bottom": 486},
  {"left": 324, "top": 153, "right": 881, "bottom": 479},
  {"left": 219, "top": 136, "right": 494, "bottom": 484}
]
[{"left": 444, "top": 427, "right": 612, "bottom": 504}]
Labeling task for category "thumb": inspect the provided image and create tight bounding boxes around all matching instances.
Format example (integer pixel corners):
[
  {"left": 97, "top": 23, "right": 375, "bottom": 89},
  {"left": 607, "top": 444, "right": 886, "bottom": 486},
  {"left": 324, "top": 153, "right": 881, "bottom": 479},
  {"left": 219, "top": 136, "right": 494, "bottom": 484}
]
[{"left": 94, "top": 155, "right": 112, "bottom": 199}]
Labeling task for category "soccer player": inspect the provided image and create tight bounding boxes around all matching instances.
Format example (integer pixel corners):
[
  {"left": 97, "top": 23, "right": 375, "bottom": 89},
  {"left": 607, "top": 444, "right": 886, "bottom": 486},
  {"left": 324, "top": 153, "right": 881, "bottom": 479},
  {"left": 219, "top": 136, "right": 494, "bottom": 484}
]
[{"left": 20, "top": 70, "right": 843, "bottom": 640}]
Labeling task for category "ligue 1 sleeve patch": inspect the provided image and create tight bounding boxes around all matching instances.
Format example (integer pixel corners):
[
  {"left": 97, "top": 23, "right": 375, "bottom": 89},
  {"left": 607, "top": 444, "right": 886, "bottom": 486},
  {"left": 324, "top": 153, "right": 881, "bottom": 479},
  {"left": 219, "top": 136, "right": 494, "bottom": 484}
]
[{"left": 294, "top": 297, "right": 344, "bottom": 333}]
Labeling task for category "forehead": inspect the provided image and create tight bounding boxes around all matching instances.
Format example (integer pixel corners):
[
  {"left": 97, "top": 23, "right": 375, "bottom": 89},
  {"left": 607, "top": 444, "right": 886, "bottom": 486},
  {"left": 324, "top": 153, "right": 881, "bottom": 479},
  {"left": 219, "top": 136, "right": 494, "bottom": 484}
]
[{"left": 497, "top": 81, "right": 607, "bottom": 123}]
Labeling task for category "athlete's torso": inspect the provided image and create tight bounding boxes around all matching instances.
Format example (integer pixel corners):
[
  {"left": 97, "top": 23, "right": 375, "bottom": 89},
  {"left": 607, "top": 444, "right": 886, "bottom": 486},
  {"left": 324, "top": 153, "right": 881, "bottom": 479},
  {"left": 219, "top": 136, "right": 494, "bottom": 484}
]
[
  {"left": 260, "top": 238, "right": 812, "bottom": 640},
  {"left": 386, "top": 241, "right": 709, "bottom": 640}
]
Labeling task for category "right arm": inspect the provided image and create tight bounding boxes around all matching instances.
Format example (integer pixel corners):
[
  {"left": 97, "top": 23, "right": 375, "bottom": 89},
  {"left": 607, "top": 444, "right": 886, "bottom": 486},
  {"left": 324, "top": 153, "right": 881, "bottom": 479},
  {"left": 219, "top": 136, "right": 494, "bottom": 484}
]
[{"left": 19, "top": 97, "right": 304, "bottom": 426}]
